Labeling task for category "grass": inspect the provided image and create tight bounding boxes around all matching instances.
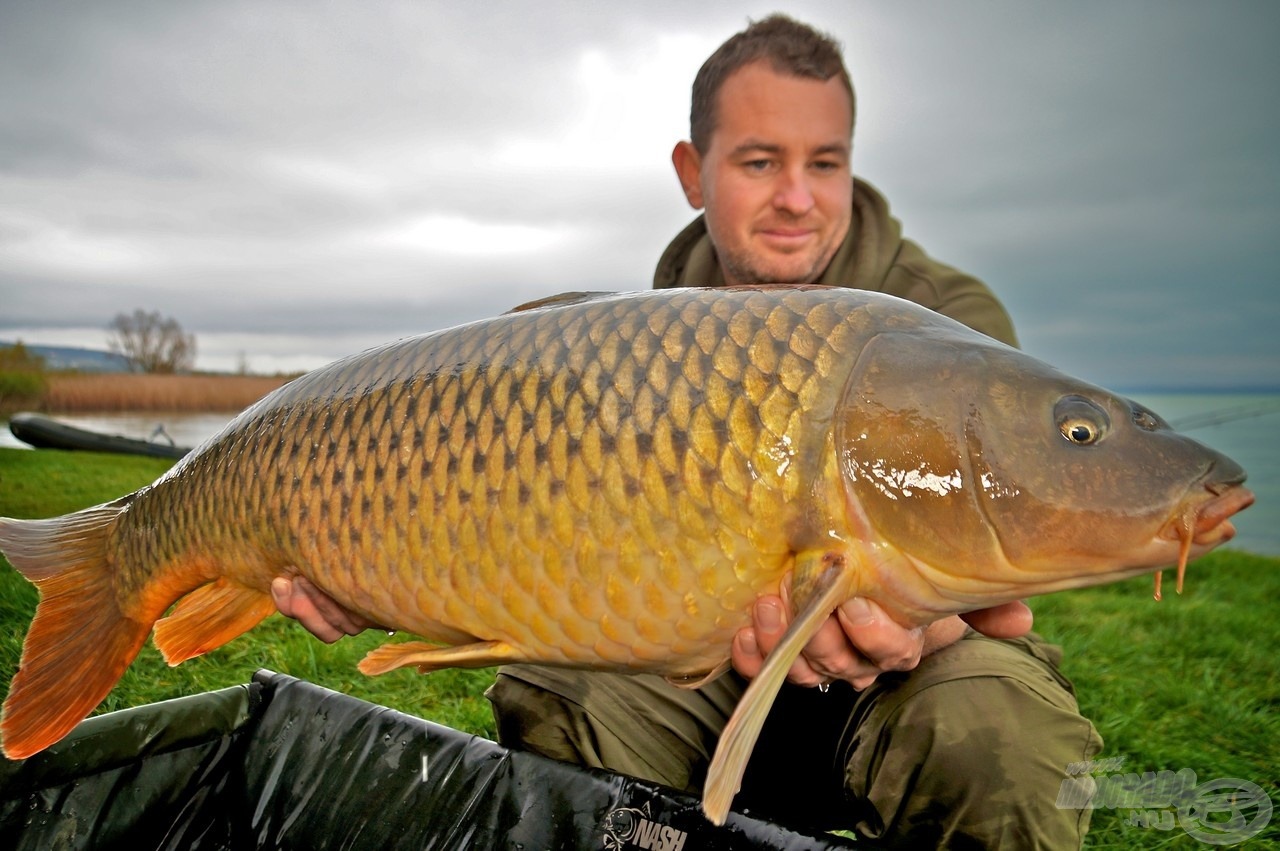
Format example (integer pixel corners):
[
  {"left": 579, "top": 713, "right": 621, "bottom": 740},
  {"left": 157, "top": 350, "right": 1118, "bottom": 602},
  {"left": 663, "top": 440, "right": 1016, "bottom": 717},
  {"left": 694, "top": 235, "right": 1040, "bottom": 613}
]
[
  {"left": 0, "top": 446, "right": 1276, "bottom": 847},
  {"left": 1032, "top": 559, "right": 1280, "bottom": 848}
]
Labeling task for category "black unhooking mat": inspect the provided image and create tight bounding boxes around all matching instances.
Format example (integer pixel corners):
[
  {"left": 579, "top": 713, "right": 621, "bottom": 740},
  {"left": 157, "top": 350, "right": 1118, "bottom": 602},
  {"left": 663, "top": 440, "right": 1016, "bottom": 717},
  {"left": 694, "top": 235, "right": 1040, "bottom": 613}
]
[{"left": 0, "top": 670, "right": 855, "bottom": 850}]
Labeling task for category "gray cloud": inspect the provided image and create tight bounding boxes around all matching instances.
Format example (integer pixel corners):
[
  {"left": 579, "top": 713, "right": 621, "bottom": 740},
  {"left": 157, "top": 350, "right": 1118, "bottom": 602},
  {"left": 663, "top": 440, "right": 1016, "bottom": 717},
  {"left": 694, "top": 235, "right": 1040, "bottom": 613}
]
[{"left": 1, "top": 0, "right": 1277, "bottom": 388}]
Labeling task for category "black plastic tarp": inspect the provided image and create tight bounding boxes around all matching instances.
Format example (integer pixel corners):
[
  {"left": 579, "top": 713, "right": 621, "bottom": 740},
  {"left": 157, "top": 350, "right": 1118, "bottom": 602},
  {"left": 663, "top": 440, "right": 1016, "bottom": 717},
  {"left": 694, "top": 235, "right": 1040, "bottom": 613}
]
[{"left": 0, "top": 670, "right": 855, "bottom": 850}]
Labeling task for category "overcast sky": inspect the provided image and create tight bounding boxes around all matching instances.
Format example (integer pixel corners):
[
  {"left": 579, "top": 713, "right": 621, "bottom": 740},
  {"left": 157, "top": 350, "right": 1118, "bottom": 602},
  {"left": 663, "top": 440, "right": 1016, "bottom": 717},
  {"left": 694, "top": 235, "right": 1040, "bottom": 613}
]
[{"left": 1, "top": 1, "right": 1277, "bottom": 389}]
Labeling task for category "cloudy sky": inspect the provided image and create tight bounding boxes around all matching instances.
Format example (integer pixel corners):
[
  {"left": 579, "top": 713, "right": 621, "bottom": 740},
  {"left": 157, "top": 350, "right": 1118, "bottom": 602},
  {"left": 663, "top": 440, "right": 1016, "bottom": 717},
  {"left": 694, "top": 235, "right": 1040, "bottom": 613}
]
[{"left": 1, "top": 0, "right": 1277, "bottom": 389}]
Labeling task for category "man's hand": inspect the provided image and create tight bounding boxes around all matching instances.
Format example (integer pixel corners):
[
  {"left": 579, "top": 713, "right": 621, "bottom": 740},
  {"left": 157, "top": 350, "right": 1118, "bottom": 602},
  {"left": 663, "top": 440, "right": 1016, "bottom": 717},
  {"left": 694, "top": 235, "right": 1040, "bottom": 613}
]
[
  {"left": 730, "top": 596, "right": 1032, "bottom": 690},
  {"left": 270, "top": 575, "right": 381, "bottom": 642}
]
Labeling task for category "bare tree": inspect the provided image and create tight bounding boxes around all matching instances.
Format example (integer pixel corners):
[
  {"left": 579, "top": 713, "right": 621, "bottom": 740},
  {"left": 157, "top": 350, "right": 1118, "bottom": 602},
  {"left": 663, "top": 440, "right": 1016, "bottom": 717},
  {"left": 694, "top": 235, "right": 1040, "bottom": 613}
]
[{"left": 107, "top": 309, "right": 197, "bottom": 373}]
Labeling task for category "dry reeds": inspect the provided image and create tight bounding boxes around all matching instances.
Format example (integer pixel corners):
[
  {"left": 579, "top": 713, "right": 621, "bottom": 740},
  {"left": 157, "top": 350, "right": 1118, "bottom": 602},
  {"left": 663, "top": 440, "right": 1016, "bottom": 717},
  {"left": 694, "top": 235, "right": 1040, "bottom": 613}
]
[{"left": 42, "top": 374, "right": 292, "bottom": 413}]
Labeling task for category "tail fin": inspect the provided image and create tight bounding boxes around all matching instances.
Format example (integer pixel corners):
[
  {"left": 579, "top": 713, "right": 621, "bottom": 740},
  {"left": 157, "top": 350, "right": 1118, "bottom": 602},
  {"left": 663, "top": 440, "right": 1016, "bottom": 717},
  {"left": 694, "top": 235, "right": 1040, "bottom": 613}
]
[{"left": 0, "top": 500, "right": 152, "bottom": 760}]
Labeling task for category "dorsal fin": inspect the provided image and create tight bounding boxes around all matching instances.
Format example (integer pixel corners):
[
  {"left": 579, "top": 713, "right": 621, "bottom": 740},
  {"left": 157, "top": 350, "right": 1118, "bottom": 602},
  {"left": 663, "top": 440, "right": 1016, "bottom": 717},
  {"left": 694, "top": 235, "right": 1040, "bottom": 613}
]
[
  {"left": 720, "top": 283, "right": 831, "bottom": 293},
  {"left": 505, "top": 291, "right": 619, "bottom": 314}
]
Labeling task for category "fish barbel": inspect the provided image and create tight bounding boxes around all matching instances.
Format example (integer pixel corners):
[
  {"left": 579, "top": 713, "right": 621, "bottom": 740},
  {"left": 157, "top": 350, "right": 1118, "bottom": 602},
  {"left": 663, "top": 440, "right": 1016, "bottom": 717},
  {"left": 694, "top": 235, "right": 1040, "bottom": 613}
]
[{"left": 0, "top": 286, "right": 1253, "bottom": 823}]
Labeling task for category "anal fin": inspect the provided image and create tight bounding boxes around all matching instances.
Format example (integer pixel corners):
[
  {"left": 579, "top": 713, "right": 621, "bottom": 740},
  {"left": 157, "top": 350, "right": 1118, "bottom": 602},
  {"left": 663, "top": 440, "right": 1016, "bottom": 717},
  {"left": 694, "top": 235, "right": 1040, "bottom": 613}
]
[{"left": 153, "top": 578, "right": 277, "bottom": 665}]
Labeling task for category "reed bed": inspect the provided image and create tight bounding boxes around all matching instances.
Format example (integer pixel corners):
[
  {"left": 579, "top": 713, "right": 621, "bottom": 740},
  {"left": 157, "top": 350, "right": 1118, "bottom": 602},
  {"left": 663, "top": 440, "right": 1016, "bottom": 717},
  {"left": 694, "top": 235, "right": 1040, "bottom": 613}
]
[{"left": 42, "top": 374, "right": 293, "bottom": 413}]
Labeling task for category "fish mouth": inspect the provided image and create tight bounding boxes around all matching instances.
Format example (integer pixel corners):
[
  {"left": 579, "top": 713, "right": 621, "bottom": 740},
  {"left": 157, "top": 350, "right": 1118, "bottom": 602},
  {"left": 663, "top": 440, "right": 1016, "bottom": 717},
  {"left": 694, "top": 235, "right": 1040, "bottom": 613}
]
[{"left": 1155, "top": 482, "right": 1255, "bottom": 598}]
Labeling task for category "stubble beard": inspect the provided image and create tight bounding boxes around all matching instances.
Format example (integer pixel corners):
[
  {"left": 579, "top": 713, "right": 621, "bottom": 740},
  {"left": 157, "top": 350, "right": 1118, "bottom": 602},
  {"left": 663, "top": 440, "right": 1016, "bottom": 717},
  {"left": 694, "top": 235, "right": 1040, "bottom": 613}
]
[{"left": 717, "top": 244, "right": 831, "bottom": 287}]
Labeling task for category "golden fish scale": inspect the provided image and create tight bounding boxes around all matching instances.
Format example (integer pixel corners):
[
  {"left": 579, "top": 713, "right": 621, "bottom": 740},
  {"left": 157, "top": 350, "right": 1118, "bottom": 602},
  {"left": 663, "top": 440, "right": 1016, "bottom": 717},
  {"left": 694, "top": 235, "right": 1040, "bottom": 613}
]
[{"left": 115, "top": 289, "right": 869, "bottom": 676}]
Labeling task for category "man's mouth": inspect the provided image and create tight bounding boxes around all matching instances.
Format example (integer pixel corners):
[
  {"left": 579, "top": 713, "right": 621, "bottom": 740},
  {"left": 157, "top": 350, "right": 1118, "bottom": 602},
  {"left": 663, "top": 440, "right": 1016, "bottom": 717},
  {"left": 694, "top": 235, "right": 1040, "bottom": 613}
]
[{"left": 757, "top": 227, "right": 816, "bottom": 250}]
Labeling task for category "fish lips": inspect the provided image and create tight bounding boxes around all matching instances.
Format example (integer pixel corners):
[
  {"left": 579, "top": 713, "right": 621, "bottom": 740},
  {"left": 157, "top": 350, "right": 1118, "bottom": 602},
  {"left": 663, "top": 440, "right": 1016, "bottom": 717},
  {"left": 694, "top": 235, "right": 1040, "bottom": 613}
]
[{"left": 1166, "top": 481, "right": 1255, "bottom": 547}]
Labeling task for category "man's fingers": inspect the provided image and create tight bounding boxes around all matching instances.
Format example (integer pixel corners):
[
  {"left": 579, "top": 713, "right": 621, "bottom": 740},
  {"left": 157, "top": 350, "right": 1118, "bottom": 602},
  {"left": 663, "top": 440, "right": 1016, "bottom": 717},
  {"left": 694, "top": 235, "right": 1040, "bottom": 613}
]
[
  {"left": 270, "top": 575, "right": 380, "bottom": 641},
  {"left": 271, "top": 577, "right": 345, "bottom": 643},
  {"left": 961, "top": 601, "right": 1033, "bottom": 638},
  {"left": 730, "top": 628, "right": 763, "bottom": 679},
  {"left": 732, "top": 597, "right": 823, "bottom": 683},
  {"left": 791, "top": 615, "right": 867, "bottom": 686},
  {"left": 735, "top": 595, "right": 886, "bottom": 689},
  {"left": 833, "top": 598, "right": 923, "bottom": 673},
  {"left": 269, "top": 577, "right": 297, "bottom": 618},
  {"left": 730, "top": 597, "right": 787, "bottom": 680},
  {"left": 294, "top": 575, "right": 378, "bottom": 634}
]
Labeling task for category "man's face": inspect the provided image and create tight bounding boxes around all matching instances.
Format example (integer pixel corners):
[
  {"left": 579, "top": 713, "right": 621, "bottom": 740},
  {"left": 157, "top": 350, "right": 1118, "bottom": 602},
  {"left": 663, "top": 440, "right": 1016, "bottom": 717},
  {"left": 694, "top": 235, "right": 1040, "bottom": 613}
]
[{"left": 674, "top": 61, "right": 853, "bottom": 286}]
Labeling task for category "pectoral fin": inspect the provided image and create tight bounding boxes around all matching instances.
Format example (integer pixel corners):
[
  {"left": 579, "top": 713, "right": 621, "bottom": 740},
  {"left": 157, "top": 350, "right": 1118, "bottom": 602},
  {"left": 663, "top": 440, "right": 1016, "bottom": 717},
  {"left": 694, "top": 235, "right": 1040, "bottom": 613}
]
[
  {"left": 701, "top": 550, "right": 856, "bottom": 825},
  {"left": 358, "top": 639, "right": 526, "bottom": 676}
]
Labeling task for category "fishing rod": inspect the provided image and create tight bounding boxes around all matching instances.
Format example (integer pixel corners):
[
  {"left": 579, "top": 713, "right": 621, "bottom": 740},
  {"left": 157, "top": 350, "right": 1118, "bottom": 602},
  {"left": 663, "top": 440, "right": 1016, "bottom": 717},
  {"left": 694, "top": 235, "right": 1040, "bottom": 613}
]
[{"left": 1170, "top": 402, "right": 1280, "bottom": 432}]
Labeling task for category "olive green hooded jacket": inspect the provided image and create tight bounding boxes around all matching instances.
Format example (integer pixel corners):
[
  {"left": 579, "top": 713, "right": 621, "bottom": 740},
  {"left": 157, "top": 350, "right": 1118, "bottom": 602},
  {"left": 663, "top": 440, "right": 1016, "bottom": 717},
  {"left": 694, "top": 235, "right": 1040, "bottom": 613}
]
[{"left": 653, "top": 179, "right": 1019, "bottom": 348}]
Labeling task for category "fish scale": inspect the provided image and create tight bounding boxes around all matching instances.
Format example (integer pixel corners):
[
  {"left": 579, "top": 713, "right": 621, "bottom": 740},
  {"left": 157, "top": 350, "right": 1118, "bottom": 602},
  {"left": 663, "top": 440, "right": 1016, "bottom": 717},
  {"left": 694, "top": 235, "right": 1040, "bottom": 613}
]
[
  {"left": 157, "top": 288, "right": 839, "bottom": 671},
  {"left": 0, "top": 286, "right": 1253, "bottom": 827}
]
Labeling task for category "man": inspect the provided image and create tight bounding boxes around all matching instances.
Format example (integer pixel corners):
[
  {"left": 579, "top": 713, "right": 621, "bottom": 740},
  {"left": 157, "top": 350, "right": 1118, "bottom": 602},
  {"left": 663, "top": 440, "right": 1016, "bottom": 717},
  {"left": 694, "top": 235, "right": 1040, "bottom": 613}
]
[{"left": 275, "top": 15, "right": 1101, "bottom": 848}]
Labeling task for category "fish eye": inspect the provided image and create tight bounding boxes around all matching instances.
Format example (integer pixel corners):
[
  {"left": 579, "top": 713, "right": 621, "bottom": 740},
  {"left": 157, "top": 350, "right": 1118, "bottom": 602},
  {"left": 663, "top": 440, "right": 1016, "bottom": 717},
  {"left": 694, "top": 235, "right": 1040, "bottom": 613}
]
[
  {"left": 1063, "top": 422, "right": 1097, "bottom": 444},
  {"left": 1055, "top": 395, "right": 1110, "bottom": 446}
]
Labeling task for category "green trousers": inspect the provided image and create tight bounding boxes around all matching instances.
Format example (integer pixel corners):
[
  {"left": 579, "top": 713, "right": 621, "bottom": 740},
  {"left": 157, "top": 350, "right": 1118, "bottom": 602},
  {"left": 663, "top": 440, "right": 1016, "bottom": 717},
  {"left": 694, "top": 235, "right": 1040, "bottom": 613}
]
[{"left": 487, "top": 632, "right": 1102, "bottom": 849}]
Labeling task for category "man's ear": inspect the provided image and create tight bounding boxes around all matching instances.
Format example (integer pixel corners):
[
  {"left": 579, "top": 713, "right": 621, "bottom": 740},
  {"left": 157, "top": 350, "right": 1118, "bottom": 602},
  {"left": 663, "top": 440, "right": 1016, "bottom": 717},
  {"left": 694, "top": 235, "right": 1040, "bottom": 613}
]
[{"left": 671, "top": 141, "right": 704, "bottom": 209}]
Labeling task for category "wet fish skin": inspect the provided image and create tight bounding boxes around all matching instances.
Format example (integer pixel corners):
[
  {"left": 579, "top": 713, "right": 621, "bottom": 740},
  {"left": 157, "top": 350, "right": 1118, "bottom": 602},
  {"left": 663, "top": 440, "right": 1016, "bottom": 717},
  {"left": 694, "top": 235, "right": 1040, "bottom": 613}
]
[
  {"left": 0, "top": 286, "right": 1251, "bottom": 826},
  {"left": 149, "top": 287, "right": 853, "bottom": 671}
]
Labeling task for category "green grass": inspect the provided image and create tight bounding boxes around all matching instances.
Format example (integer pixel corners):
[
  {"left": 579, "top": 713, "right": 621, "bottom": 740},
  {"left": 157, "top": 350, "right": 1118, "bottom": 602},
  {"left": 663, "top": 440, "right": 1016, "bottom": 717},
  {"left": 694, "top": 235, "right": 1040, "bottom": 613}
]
[
  {"left": 1, "top": 446, "right": 1276, "bottom": 847},
  {"left": 1033, "top": 556, "right": 1280, "bottom": 848}
]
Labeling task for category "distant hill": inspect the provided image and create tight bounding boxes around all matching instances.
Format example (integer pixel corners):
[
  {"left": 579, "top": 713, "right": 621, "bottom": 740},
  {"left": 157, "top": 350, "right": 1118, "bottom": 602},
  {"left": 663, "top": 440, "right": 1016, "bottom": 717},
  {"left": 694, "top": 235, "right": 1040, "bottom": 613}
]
[{"left": 0, "top": 341, "right": 132, "bottom": 373}]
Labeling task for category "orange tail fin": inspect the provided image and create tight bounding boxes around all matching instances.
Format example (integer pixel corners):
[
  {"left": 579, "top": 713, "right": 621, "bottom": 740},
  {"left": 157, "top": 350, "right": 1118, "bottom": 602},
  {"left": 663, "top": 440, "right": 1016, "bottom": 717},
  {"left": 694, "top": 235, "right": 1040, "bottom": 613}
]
[{"left": 0, "top": 501, "right": 151, "bottom": 760}]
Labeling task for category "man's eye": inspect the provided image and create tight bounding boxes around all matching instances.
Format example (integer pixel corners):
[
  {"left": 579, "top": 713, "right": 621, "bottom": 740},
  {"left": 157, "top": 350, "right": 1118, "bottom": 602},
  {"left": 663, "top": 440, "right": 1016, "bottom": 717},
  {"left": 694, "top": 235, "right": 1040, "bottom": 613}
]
[
  {"left": 744, "top": 160, "right": 772, "bottom": 172},
  {"left": 811, "top": 160, "right": 841, "bottom": 173}
]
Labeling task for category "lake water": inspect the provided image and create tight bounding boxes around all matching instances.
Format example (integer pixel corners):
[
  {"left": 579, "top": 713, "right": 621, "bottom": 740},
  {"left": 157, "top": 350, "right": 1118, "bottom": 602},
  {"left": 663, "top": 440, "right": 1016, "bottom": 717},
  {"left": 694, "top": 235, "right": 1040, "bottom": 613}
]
[
  {"left": 3, "top": 392, "right": 1277, "bottom": 556},
  {"left": 1128, "top": 392, "right": 1280, "bottom": 557}
]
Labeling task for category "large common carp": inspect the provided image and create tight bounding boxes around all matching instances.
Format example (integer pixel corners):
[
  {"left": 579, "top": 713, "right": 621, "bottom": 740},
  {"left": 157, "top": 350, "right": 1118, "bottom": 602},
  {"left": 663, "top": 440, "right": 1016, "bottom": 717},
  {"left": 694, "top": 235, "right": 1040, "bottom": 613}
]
[{"left": 0, "top": 286, "right": 1253, "bottom": 824}]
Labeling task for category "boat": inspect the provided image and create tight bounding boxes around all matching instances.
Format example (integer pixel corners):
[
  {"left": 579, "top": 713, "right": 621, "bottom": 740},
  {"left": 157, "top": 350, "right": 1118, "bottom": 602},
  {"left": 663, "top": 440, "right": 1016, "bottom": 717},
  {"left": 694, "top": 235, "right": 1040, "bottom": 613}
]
[
  {"left": 0, "top": 671, "right": 854, "bottom": 850},
  {"left": 7, "top": 412, "right": 191, "bottom": 459}
]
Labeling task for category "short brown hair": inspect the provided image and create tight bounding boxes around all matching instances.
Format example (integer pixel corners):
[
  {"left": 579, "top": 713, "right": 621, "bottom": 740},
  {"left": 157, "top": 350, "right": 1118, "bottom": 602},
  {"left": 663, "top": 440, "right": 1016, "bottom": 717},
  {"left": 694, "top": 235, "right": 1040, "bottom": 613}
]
[{"left": 690, "top": 14, "right": 855, "bottom": 153}]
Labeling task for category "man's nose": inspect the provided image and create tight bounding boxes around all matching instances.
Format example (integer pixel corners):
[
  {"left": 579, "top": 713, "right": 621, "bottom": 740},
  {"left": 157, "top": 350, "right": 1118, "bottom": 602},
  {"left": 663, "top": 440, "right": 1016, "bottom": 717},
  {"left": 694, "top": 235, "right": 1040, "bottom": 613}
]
[{"left": 772, "top": 167, "right": 815, "bottom": 215}]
